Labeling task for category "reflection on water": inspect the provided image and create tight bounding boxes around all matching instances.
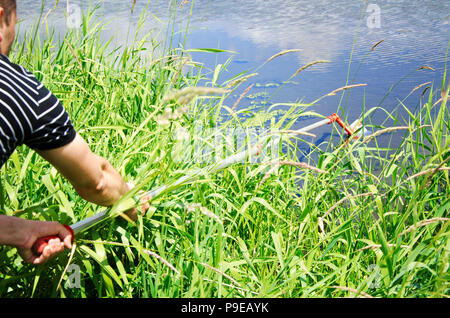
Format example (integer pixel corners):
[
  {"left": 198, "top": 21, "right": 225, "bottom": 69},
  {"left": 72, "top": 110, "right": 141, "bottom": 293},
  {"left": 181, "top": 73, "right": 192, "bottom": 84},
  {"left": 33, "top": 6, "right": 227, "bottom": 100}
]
[
  {"left": 15, "top": 0, "right": 450, "bottom": 145},
  {"left": 191, "top": 0, "right": 449, "bottom": 65}
]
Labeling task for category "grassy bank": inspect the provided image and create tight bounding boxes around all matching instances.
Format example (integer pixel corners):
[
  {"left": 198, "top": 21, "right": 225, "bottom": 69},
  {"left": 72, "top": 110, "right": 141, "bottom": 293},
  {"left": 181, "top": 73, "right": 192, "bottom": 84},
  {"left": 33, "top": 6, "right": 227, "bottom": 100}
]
[{"left": 0, "top": 3, "right": 448, "bottom": 298}]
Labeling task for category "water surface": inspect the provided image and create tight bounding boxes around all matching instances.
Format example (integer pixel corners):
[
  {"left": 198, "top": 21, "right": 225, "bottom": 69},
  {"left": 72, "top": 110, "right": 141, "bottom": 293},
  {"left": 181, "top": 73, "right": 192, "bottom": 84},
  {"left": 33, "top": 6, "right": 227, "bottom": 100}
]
[{"left": 16, "top": 0, "right": 450, "bottom": 152}]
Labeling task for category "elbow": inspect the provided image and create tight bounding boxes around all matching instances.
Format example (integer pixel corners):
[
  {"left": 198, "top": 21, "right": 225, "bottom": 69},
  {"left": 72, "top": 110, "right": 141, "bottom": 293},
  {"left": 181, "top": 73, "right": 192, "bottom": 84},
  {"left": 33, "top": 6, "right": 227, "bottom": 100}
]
[
  {"left": 75, "top": 177, "right": 110, "bottom": 206},
  {"left": 74, "top": 159, "right": 114, "bottom": 206}
]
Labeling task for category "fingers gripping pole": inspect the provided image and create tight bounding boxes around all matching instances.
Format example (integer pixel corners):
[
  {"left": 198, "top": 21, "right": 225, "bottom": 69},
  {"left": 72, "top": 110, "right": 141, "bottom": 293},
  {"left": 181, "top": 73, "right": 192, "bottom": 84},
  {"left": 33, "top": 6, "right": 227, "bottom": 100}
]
[{"left": 32, "top": 225, "right": 74, "bottom": 255}]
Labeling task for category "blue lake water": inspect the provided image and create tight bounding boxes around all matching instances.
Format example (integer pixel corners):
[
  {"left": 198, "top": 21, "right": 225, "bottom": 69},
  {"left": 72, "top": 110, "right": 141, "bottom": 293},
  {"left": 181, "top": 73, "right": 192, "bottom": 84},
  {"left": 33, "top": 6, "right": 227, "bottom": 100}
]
[{"left": 16, "top": 0, "right": 450, "bottom": 154}]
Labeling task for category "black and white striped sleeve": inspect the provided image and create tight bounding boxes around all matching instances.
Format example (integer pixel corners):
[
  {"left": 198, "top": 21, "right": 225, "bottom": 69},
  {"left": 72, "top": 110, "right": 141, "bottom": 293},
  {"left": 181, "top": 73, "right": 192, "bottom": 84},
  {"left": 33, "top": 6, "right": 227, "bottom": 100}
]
[
  {"left": 0, "top": 55, "right": 76, "bottom": 166},
  {"left": 23, "top": 80, "right": 77, "bottom": 151}
]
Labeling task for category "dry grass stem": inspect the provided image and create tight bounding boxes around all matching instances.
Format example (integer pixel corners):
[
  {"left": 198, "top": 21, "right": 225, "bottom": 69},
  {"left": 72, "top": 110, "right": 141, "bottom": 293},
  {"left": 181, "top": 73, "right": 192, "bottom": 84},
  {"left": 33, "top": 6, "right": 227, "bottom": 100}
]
[
  {"left": 410, "top": 82, "right": 431, "bottom": 95},
  {"left": 399, "top": 218, "right": 450, "bottom": 236},
  {"left": 356, "top": 244, "right": 410, "bottom": 252},
  {"left": 258, "top": 165, "right": 279, "bottom": 187},
  {"left": 202, "top": 278, "right": 258, "bottom": 296},
  {"left": 359, "top": 170, "right": 381, "bottom": 184},
  {"left": 226, "top": 73, "right": 258, "bottom": 89},
  {"left": 148, "top": 55, "right": 179, "bottom": 68},
  {"left": 171, "top": 57, "right": 190, "bottom": 85},
  {"left": 362, "top": 126, "right": 410, "bottom": 143},
  {"left": 143, "top": 249, "right": 181, "bottom": 276},
  {"left": 370, "top": 39, "right": 384, "bottom": 51},
  {"left": 56, "top": 241, "right": 77, "bottom": 291},
  {"left": 232, "top": 84, "right": 254, "bottom": 111},
  {"left": 432, "top": 97, "right": 444, "bottom": 107},
  {"left": 259, "top": 161, "right": 326, "bottom": 188},
  {"left": 64, "top": 39, "right": 83, "bottom": 71},
  {"left": 326, "top": 83, "right": 367, "bottom": 96},
  {"left": 425, "top": 157, "right": 450, "bottom": 183},
  {"left": 201, "top": 262, "right": 242, "bottom": 288},
  {"left": 418, "top": 65, "right": 436, "bottom": 71},
  {"left": 187, "top": 203, "right": 223, "bottom": 224},
  {"left": 410, "top": 124, "right": 432, "bottom": 134},
  {"left": 268, "top": 160, "right": 328, "bottom": 174},
  {"left": 331, "top": 286, "right": 374, "bottom": 298},
  {"left": 407, "top": 167, "right": 450, "bottom": 181},
  {"left": 322, "top": 192, "right": 377, "bottom": 220},
  {"left": 264, "top": 49, "right": 302, "bottom": 64},
  {"left": 292, "top": 60, "right": 331, "bottom": 78},
  {"left": 41, "top": 9, "right": 53, "bottom": 26}
]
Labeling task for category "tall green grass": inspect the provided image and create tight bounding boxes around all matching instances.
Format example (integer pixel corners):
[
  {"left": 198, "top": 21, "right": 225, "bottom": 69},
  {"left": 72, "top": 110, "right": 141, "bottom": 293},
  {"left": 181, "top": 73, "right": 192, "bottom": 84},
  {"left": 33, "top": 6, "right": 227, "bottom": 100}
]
[{"left": 0, "top": 3, "right": 448, "bottom": 298}]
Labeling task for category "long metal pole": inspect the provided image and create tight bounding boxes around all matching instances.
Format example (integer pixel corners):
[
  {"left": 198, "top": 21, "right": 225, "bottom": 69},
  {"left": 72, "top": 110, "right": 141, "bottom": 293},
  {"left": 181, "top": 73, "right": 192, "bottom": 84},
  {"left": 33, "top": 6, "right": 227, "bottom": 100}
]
[
  {"left": 35, "top": 113, "right": 355, "bottom": 253},
  {"left": 72, "top": 115, "right": 344, "bottom": 234}
]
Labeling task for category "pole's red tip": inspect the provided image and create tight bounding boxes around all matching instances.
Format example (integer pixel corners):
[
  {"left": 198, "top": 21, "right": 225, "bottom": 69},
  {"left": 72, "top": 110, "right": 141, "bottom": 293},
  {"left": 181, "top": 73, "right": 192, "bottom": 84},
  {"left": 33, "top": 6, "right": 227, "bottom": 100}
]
[
  {"left": 328, "top": 113, "right": 339, "bottom": 123},
  {"left": 256, "top": 144, "right": 262, "bottom": 156},
  {"left": 328, "top": 113, "right": 355, "bottom": 137}
]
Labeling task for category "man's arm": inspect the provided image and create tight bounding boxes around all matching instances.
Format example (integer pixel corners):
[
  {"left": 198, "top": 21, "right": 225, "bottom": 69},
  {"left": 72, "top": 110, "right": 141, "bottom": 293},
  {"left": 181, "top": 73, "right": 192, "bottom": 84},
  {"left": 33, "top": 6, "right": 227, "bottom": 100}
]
[
  {"left": 2, "top": 133, "right": 142, "bottom": 264},
  {"left": 35, "top": 133, "right": 131, "bottom": 208}
]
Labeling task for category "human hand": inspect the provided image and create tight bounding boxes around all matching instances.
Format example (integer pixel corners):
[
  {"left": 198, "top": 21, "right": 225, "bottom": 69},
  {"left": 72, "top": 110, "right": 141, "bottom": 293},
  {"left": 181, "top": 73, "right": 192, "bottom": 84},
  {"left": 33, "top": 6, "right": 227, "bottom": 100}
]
[
  {"left": 16, "top": 220, "right": 73, "bottom": 265},
  {"left": 123, "top": 183, "right": 151, "bottom": 222}
]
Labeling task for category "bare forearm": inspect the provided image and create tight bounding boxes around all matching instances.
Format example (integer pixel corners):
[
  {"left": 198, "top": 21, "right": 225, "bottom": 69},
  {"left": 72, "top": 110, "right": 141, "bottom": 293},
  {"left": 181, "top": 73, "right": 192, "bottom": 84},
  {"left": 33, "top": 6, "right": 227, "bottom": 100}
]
[
  {"left": 0, "top": 215, "right": 25, "bottom": 246},
  {"left": 75, "top": 155, "right": 130, "bottom": 207},
  {"left": 36, "top": 134, "right": 130, "bottom": 208}
]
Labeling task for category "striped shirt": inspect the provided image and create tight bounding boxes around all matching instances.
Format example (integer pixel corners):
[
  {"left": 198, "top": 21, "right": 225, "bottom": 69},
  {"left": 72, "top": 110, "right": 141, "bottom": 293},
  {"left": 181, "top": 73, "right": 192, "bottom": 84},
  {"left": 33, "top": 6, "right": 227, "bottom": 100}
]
[{"left": 0, "top": 54, "right": 76, "bottom": 167}]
